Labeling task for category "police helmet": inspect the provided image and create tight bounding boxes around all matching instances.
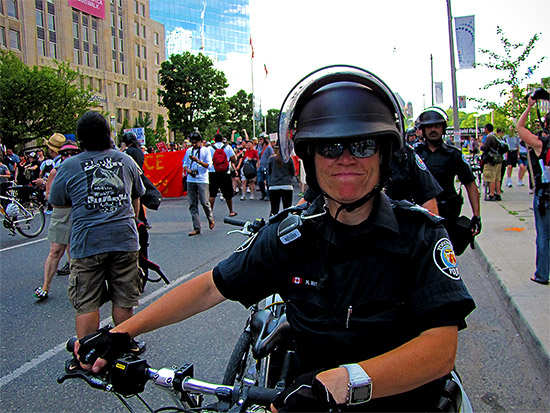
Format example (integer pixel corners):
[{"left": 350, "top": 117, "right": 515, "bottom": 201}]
[
  {"left": 278, "top": 65, "right": 404, "bottom": 193},
  {"left": 189, "top": 131, "right": 202, "bottom": 142},
  {"left": 417, "top": 107, "right": 448, "bottom": 130}
]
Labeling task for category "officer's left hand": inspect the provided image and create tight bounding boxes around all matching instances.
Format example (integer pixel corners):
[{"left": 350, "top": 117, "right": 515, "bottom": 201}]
[
  {"left": 470, "top": 215, "right": 482, "bottom": 236},
  {"left": 271, "top": 371, "right": 338, "bottom": 412}
]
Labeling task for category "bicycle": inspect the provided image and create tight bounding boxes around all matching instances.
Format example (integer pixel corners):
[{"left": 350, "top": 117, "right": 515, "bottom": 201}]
[
  {"left": 58, "top": 337, "right": 280, "bottom": 413},
  {"left": 0, "top": 184, "right": 45, "bottom": 237}
]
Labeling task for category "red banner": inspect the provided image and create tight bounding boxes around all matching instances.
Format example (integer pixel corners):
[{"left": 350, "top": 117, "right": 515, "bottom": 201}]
[{"left": 143, "top": 150, "right": 187, "bottom": 198}]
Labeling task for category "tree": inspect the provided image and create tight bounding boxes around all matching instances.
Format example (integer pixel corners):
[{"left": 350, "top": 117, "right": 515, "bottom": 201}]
[
  {"left": 0, "top": 51, "right": 96, "bottom": 149},
  {"left": 158, "top": 52, "right": 228, "bottom": 136},
  {"left": 133, "top": 112, "right": 155, "bottom": 147},
  {"left": 265, "top": 109, "right": 280, "bottom": 135},
  {"left": 226, "top": 89, "right": 253, "bottom": 135},
  {"left": 154, "top": 114, "right": 167, "bottom": 144},
  {"left": 471, "top": 27, "right": 546, "bottom": 130}
]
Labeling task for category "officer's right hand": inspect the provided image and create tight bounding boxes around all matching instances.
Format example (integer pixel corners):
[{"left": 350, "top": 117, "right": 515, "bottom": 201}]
[
  {"left": 271, "top": 371, "right": 338, "bottom": 412},
  {"left": 76, "top": 326, "right": 132, "bottom": 373}
]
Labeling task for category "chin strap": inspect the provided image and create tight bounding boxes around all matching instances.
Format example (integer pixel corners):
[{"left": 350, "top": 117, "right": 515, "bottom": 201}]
[{"left": 326, "top": 182, "right": 385, "bottom": 220}]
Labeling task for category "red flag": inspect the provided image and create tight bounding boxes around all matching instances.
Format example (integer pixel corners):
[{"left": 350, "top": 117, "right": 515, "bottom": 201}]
[
  {"left": 264, "top": 64, "right": 268, "bottom": 77},
  {"left": 250, "top": 35, "right": 254, "bottom": 58}
]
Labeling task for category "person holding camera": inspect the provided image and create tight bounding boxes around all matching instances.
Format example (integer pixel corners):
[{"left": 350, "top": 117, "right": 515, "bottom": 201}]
[
  {"left": 516, "top": 92, "right": 550, "bottom": 285},
  {"left": 182, "top": 131, "right": 215, "bottom": 236}
]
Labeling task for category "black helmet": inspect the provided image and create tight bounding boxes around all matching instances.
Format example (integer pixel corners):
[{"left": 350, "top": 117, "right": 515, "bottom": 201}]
[
  {"left": 278, "top": 65, "right": 404, "bottom": 212},
  {"left": 121, "top": 131, "right": 139, "bottom": 146},
  {"left": 405, "top": 126, "right": 417, "bottom": 136},
  {"left": 279, "top": 65, "right": 404, "bottom": 162},
  {"left": 189, "top": 131, "right": 202, "bottom": 142},
  {"left": 417, "top": 107, "right": 448, "bottom": 130}
]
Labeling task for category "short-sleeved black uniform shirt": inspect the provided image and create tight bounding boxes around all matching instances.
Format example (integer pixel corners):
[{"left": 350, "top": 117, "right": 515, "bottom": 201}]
[
  {"left": 415, "top": 142, "right": 475, "bottom": 201},
  {"left": 386, "top": 144, "right": 443, "bottom": 205},
  {"left": 213, "top": 194, "right": 475, "bottom": 411}
]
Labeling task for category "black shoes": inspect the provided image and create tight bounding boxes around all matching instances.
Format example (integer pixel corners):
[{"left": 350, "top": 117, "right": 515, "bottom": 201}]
[{"left": 57, "top": 262, "right": 70, "bottom": 276}]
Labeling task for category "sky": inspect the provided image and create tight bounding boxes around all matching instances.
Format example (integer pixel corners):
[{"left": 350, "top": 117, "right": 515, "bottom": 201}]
[{"left": 216, "top": 0, "right": 550, "bottom": 121}]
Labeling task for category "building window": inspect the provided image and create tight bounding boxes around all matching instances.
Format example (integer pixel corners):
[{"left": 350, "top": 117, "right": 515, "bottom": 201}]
[
  {"left": 125, "top": 109, "right": 130, "bottom": 121},
  {"left": 7, "top": 0, "right": 18, "bottom": 19},
  {"left": 111, "top": 12, "right": 116, "bottom": 27},
  {"left": 83, "top": 26, "right": 89, "bottom": 42},
  {"left": 123, "top": 84, "right": 128, "bottom": 97},
  {"left": 94, "top": 54, "right": 99, "bottom": 69},
  {"left": 89, "top": 77, "right": 93, "bottom": 89},
  {"left": 155, "top": 32, "right": 159, "bottom": 46},
  {"left": 0, "top": 27, "right": 6, "bottom": 47},
  {"left": 36, "top": 10, "right": 44, "bottom": 27},
  {"left": 92, "top": 28, "right": 98, "bottom": 44},
  {"left": 140, "top": 3, "right": 145, "bottom": 17},
  {"left": 48, "top": 13, "right": 55, "bottom": 31},
  {"left": 144, "top": 88, "right": 148, "bottom": 101},
  {"left": 141, "top": 45, "right": 146, "bottom": 59},
  {"left": 9, "top": 29, "right": 20, "bottom": 50},
  {"left": 119, "top": 38, "right": 124, "bottom": 52},
  {"left": 143, "top": 67, "right": 147, "bottom": 81},
  {"left": 84, "top": 51, "right": 90, "bottom": 66},
  {"left": 135, "top": 1, "right": 139, "bottom": 14},
  {"left": 49, "top": 42, "right": 57, "bottom": 58},
  {"left": 37, "top": 38, "right": 46, "bottom": 56},
  {"left": 116, "top": 82, "right": 120, "bottom": 96},
  {"left": 136, "top": 65, "right": 140, "bottom": 79},
  {"left": 73, "top": 48, "right": 81, "bottom": 65},
  {"left": 155, "top": 52, "right": 159, "bottom": 65},
  {"left": 135, "top": 43, "right": 140, "bottom": 57},
  {"left": 73, "top": 22, "right": 79, "bottom": 39},
  {"left": 97, "top": 78, "right": 102, "bottom": 93},
  {"left": 135, "top": 22, "right": 139, "bottom": 36},
  {"left": 118, "top": 16, "right": 123, "bottom": 29},
  {"left": 121, "top": 61, "right": 125, "bottom": 75},
  {"left": 141, "top": 24, "right": 146, "bottom": 38},
  {"left": 117, "top": 108, "right": 122, "bottom": 123},
  {"left": 113, "top": 60, "right": 118, "bottom": 73}
]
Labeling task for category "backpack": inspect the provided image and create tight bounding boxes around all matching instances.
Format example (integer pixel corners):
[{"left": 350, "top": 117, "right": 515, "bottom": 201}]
[
  {"left": 212, "top": 144, "right": 229, "bottom": 172},
  {"left": 497, "top": 139, "right": 509, "bottom": 155},
  {"left": 242, "top": 159, "right": 257, "bottom": 179}
]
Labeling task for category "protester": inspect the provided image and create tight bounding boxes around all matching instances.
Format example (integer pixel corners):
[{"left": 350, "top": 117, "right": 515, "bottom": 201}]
[
  {"left": 182, "top": 131, "right": 214, "bottom": 236},
  {"left": 33, "top": 140, "right": 80, "bottom": 301},
  {"left": 239, "top": 140, "right": 259, "bottom": 200},
  {"left": 49, "top": 111, "right": 146, "bottom": 363},
  {"left": 481, "top": 123, "right": 504, "bottom": 201},
  {"left": 256, "top": 133, "right": 274, "bottom": 201},
  {"left": 208, "top": 133, "right": 238, "bottom": 216},
  {"left": 516, "top": 96, "right": 549, "bottom": 285},
  {"left": 267, "top": 145, "right": 295, "bottom": 215},
  {"left": 74, "top": 66, "right": 475, "bottom": 412}
]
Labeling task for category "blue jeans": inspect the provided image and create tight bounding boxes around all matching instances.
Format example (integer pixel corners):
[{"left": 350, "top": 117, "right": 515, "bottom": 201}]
[
  {"left": 533, "top": 190, "right": 550, "bottom": 282},
  {"left": 257, "top": 167, "right": 269, "bottom": 198},
  {"left": 187, "top": 182, "right": 213, "bottom": 231}
]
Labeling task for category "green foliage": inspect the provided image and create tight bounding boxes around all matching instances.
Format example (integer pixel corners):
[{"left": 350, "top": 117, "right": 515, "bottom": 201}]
[
  {"left": 117, "top": 118, "right": 131, "bottom": 142},
  {"left": 227, "top": 89, "right": 253, "bottom": 133},
  {"left": 266, "top": 109, "right": 280, "bottom": 134},
  {"left": 471, "top": 27, "right": 546, "bottom": 130},
  {"left": 0, "top": 51, "right": 96, "bottom": 150},
  {"left": 133, "top": 112, "right": 155, "bottom": 146},
  {"left": 154, "top": 114, "right": 167, "bottom": 144},
  {"left": 158, "top": 52, "right": 228, "bottom": 136}
]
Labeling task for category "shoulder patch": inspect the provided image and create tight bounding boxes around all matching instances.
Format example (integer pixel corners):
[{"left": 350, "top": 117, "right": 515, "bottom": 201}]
[
  {"left": 433, "top": 238, "right": 460, "bottom": 280},
  {"left": 394, "top": 200, "right": 444, "bottom": 225},
  {"left": 414, "top": 153, "right": 427, "bottom": 171}
]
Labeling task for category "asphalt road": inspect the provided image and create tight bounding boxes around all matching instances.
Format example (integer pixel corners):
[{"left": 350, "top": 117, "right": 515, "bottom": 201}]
[{"left": 0, "top": 192, "right": 548, "bottom": 412}]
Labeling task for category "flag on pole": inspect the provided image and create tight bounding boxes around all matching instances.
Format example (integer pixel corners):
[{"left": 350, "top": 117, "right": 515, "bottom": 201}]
[
  {"left": 250, "top": 35, "right": 254, "bottom": 58},
  {"left": 455, "top": 15, "right": 475, "bottom": 69},
  {"left": 264, "top": 64, "right": 268, "bottom": 78}
]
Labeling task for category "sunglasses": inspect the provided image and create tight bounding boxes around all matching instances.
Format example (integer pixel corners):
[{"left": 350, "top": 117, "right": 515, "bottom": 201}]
[{"left": 314, "top": 139, "right": 378, "bottom": 159}]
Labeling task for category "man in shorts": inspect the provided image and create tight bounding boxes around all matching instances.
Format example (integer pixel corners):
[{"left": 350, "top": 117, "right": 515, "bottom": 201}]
[
  {"left": 208, "top": 133, "right": 238, "bottom": 216},
  {"left": 34, "top": 140, "right": 79, "bottom": 301},
  {"left": 49, "top": 111, "right": 145, "bottom": 355}
]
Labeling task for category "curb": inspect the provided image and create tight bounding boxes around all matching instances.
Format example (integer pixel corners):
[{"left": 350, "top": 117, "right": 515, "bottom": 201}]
[{"left": 472, "top": 239, "right": 550, "bottom": 383}]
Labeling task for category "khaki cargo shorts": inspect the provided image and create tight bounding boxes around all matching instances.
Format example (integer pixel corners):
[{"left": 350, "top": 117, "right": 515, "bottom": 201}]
[
  {"left": 483, "top": 163, "right": 501, "bottom": 183},
  {"left": 68, "top": 250, "right": 141, "bottom": 315}
]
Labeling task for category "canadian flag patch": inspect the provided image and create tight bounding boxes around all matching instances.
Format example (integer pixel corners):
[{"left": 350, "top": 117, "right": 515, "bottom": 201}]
[{"left": 292, "top": 277, "right": 303, "bottom": 285}]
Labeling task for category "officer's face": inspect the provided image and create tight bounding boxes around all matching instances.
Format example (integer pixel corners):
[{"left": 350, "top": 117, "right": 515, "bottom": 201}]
[
  {"left": 424, "top": 123, "right": 444, "bottom": 141},
  {"left": 314, "top": 147, "right": 380, "bottom": 205}
]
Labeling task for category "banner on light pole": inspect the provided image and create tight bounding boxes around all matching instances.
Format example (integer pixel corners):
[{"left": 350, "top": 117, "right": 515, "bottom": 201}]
[
  {"left": 455, "top": 15, "right": 476, "bottom": 69},
  {"left": 435, "top": 82, "right": 444, "bottom": 104}
]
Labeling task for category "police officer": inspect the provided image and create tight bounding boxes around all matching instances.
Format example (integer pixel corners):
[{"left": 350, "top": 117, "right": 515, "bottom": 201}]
[
  {"left": 415, "top": 107, "right": 482, "bottom": 246},
  {"left": 73, "top": 66, "right": 475, "bottom": 411}
]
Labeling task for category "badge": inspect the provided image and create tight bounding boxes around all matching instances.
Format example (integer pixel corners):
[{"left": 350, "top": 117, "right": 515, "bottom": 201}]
[
  {"left": 433, "top": 238, "right": 460, "bottom": 280},
  {"left": 414, "top": 153, "right": 427, "bottom": 171}
]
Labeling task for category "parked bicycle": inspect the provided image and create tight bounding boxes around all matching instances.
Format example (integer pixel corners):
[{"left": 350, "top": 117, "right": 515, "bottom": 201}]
[{"left": 0, "top": 185, "right": 45, "bottom": 237}]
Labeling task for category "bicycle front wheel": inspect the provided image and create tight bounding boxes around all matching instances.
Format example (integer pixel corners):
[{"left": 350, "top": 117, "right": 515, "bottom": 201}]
[
  {"left": 15, "top": 202, "right": 45, "bottom": 238},
  {"left": 222, "top": 330, "right": 254, "bottom": 386}
]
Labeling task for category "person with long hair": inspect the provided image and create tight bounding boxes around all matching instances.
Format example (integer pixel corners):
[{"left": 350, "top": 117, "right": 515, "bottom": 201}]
[{"left": 267, "top": 146, "right": 295, "bottom": 215}]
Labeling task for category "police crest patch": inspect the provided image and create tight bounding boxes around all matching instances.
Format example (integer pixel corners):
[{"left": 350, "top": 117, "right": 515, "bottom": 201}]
[
  {"left": 414, "top": 153, "right": 427, "bottom": 171},
  {"left": 433, "top": 238, "right": 460, "bottom": 280}
]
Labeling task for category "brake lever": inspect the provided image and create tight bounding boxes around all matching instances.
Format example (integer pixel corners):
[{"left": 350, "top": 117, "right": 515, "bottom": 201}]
[{"left": 57, "top": 367, "right": 113, "bottom": 392}]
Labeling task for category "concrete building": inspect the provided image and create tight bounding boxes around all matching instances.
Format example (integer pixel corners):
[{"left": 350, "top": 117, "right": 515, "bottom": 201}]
[{"left": 0, "top": 0, "right": 168, "bottom": 139}]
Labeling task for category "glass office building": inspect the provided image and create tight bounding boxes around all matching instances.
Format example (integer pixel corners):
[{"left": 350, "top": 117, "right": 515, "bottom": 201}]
[{"left": 149, "top": 0, "right": 250, "bottom": 62}]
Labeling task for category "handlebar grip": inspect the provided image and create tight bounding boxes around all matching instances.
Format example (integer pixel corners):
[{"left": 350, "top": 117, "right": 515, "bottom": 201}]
[
  {"left": 66, "top": 337, "right": 78, "bottom": 353},
  {"left": 246, "top": 387, "right": 280, "bottom": 404},
  {"left": 223, "top": 217, "right": 248, "bottom": 227}
]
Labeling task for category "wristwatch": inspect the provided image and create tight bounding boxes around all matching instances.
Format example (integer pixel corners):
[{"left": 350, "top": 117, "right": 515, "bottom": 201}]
[{"left": 340, "top": 363, "right": 372, "bottom": 405}]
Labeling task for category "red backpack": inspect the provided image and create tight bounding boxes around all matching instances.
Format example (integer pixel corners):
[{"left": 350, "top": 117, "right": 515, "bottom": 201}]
[{"left": 213, "top": 144, "right": 229, "bottom": 172}]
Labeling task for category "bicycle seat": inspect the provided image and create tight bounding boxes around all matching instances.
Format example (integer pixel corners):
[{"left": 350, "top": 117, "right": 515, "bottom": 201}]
[{"left": 249, "top": 309, "right": 290, "bottom": 359}]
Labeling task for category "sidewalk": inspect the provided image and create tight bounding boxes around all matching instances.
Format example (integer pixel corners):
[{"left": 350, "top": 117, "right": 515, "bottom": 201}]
[{"left": 470, "top": 180, "right": 549, "bottom": 376}]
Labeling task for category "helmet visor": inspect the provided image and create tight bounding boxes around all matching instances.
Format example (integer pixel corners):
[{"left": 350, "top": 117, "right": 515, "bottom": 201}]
[{"left": 278, "top": 65, "right": 404, "bottom": 162}]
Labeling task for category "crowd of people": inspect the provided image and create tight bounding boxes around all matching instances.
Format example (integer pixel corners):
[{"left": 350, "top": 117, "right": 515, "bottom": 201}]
[{"left": 1, "top": 64, "right": 548, "bottom": 411}]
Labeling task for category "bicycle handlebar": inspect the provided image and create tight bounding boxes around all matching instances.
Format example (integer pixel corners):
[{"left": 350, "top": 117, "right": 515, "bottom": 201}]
[{"left": 59, "top": 337, "right": 280, "bottom": 411}]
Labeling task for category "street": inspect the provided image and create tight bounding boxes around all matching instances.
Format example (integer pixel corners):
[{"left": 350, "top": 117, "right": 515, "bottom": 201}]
[{"left": 0, "top": 193, "right": 548, "bottom": 412}]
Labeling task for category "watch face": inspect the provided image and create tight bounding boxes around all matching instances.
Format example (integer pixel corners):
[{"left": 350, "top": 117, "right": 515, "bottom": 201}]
[{"left": 350, "top": 384, "right": 372, "bottom": 404}]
